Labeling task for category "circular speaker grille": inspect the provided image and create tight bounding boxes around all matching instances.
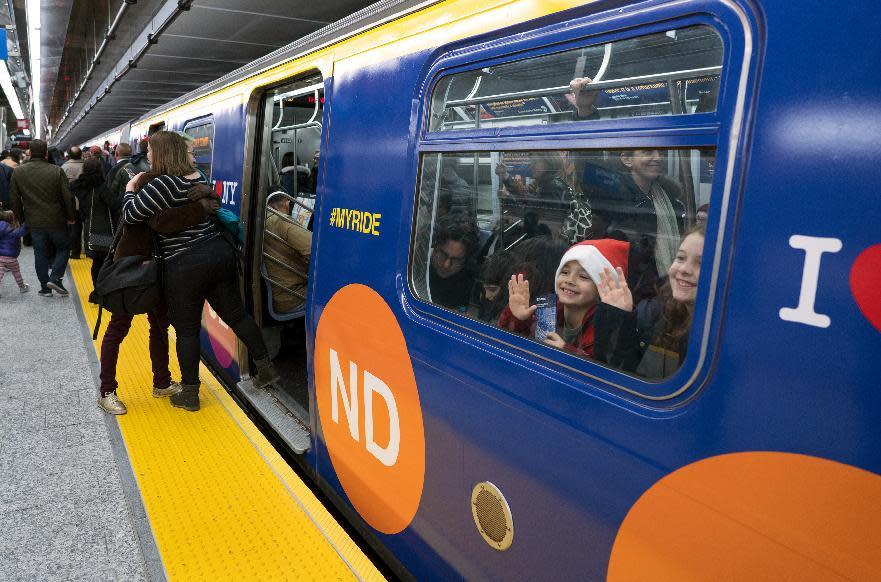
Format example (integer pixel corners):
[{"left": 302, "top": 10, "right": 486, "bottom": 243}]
[{"left": 471, "top": 481, "right": 513, "bottom": 550}]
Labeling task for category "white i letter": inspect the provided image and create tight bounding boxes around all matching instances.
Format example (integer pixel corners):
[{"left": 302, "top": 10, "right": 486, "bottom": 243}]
[{"left": 779, "top": 235, "right": 842, "bottom": 328}]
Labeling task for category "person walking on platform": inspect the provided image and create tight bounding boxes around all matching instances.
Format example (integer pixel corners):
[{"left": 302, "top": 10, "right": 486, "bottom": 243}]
[
  {"left": 62, "top": 147, "right": 86, "bottom": 259},
  {"left": 10, "top": 139, "right": 76, "bottom": 297},
  {"left": 61, "top": 146, "right": 85, "bottom": 182},
  {"left": 0, "top": 149, "right": 21, "bottom": 211},
  {"left": 0, "top": 210, "right": 29, "bottom": 296},
  {"left": 122, "top": 131, "right": 278, "bottom": 412},
  {"left": 109, "top": 139, "right": 149, "bottom": 198},
  {"left": 105, "top": 143, "right": 132, "bottom": 193},
  {"left": 70, "top": 157, "right": 118, "bottom": 288}
]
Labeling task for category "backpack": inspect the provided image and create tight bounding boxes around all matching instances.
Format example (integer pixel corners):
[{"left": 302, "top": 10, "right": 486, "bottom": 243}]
[{"left": 91, "top": 227, "right": 163, "bottom": 339}]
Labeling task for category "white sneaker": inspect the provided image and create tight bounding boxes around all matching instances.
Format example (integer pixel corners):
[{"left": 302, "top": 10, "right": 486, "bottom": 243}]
[
  {"left": 98, "top": 393, "right": 127, "bottom": 415},
  {"left": 19, "top": 284, "right": 29, "bottom": 293}
]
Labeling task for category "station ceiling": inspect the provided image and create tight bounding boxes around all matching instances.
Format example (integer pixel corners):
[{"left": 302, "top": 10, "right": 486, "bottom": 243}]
[{"left": 49, "top": 0, "right": 374, "bottom": 149}]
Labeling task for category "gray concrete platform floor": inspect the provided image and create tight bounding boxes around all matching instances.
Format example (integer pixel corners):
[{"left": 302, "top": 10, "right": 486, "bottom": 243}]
[{"left": 0, "top": 246, "right": 155, "bottom": 581}]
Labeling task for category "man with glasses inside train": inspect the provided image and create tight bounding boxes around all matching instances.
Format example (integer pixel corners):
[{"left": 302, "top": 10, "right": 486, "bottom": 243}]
[{"left": 428, "top": 213, "right": 479, "bottom": 310}]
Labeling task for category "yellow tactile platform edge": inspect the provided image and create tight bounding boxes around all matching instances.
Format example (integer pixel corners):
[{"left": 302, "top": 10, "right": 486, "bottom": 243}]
[{"left": 70, "top": 257, "right": 385, "bottom": 582}]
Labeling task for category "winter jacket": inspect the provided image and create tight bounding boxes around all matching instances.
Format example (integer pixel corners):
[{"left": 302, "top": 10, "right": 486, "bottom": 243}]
[
  {"left": 0, "top": 220, "right": 27, "bottom": 258},
  {"left": 108, "top": 155, "right": 150, "bottom": 200},
  {"left": 10, "top": 158, "right": 76, "bottom": 228},
  {"left": 71, "top": 173, "right": 121, "bottom": 253},
  {"left": 280, "top": 165, "right": 310, "bottom": 196},
  {"left": 61, "top": 159, "right": 84, "bottom": 182},
  {"left": 113, "top": 175, "right": 216, "bottom": 260},
  {"left": 104, "top": 157, "right": 131, "bottom": 191},
  {"left": 264, "top": 211, "right": 311, "bottom": 312},
  {"left": 499, "top": 302, "right": 599, "bottom": 357},
  {"left": 0, "top": 164, "right": 13, "bottom": 210},
  {"left": 592, "top": 302, "right": 689, "bottom": 380}
]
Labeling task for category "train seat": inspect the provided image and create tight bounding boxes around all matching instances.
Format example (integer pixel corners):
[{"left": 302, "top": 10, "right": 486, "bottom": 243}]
[{"left": 260, "top": 262, "right": 306, "bottom": 322}]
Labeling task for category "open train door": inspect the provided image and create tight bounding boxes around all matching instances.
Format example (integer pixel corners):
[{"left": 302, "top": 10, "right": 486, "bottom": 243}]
[{"left": 237, "top": 69, "right": 327, "bottom": 455}]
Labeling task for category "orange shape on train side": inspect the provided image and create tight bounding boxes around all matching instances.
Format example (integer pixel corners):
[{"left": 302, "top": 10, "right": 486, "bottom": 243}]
[
  {"left": 314, "top": 284, "right": 425, "bottom": 534},
  {"left": 608, "top": 452, "right": 881, "bottom": 581}
]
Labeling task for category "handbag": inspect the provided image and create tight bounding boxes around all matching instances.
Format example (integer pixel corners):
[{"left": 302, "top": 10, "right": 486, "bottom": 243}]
[
  {"left": 87, "top": 187, "right": 115, "bottom": 252},
  {"left": 91, "top": 227, "right": 163, "bottom": 339}
]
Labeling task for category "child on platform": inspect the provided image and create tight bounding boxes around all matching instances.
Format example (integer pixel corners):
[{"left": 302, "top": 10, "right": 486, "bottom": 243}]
[{"left": 0, "top": 210, "right": 29, "bottom": 296}]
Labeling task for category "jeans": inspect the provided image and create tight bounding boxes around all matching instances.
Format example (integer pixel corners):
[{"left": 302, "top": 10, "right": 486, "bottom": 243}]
[
  {"left": 29, "top": 227, "right": 70, "bottom": 289},
  {"left": 90, "top": 251, "right": 108, "bottom": 287},
  {"left": 164, "top": 236, "right": 268, "bottom": 385},
  {"left": 99, "top": 305, "right": 172, "bottom": 396},
  {"left": 69, "top": 218, "right": 83, "bottom": 257}
]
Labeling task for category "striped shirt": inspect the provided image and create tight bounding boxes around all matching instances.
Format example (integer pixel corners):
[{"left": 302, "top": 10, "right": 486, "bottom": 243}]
[{"left": 123, "top": 174, "right": 218, "bottom": 259}]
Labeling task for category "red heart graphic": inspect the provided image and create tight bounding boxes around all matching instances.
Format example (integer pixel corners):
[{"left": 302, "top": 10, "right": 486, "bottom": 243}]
[{"left": 850, "top": 244, "right": 881, "bottom": 333}]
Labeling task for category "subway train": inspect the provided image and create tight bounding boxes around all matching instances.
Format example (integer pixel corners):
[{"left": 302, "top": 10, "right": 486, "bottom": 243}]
[{"left": 76, "top": 0, "right": 881, "bottom": 578}]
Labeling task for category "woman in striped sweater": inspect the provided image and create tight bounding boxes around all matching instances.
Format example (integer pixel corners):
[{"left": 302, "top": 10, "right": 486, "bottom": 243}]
[{"left": 123, "top": 131, "right": 277, "bottom": 411}]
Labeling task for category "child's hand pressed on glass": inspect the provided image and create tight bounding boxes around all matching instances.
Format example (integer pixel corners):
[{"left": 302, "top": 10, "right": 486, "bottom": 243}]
[
  {"left": 597, "top": 266, "right": 633, "bottom": 312},
  {"left": 508, "top": 274, "right": 537, "bottom": 320}
]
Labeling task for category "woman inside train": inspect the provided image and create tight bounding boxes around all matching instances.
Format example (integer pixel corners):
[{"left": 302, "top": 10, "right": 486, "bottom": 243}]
[
  {"left": 593, "top": 222, "right": 705, "bottom": 379},
  {"left": 122, "top": 131, "right": 278, "bottom": 412}
]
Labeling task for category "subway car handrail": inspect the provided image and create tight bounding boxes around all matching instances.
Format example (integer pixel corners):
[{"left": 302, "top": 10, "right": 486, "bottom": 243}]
[{"left": 443, "top": 65, "right": 721, "bottom": 108}]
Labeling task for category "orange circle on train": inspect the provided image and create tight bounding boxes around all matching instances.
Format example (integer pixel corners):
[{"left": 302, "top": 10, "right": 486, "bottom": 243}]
[
  {"left": 314, "top": 284, "right": 425, "bottom": 534},
  {"left": 608, "top": 452, "right": 881, "bottom": 581}
]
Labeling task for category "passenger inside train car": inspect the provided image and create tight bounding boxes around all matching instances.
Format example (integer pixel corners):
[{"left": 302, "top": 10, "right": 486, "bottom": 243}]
[
  {"left": 427, "top": 213, "right": 480, "bottom": 310},
  {"left": 473, "top": 249, "right": 515, "bottom": 324},
  {"left": 279, "top": 152, "right": 309, "bottom": 197},
  {"left": 501, "top": 238, "right": 630, "bottom": 358},
  {"left": 263, "top": 188, "right": 311, "bottom": 315},
  {"left": 414, "top": 23, "right": 721, "bottom": 380},
  {"left": 413, "top": 144, "right": 712, "bottom": 379},
  {"left": 594, "top": 223, "right": 706, "bottom": 378}
]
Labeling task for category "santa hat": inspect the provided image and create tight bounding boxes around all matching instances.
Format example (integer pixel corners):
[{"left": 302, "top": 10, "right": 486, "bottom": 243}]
[{"left": 555, "top": 239, "right": 630, "bottom": 284}]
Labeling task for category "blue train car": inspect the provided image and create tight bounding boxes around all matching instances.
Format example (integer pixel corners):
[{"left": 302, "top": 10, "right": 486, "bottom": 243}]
[{"left": 80, "top": 0, "right": 881, "bottom": 578}]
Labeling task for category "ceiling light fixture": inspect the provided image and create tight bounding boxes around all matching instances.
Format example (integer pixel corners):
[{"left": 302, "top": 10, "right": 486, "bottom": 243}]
[{"left": 0, "top": 63, "right": 24, "bottom": 119}]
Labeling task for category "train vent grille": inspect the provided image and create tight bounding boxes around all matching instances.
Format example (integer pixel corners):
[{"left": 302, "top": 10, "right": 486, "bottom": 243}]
[{"left": 471, "top": 481, "right": 514, "bottom": 551}]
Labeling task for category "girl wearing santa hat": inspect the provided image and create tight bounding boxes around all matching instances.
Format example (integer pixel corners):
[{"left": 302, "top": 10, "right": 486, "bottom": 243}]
[{"left": 501, "top": 238, "right": 631, "bottom": 358}]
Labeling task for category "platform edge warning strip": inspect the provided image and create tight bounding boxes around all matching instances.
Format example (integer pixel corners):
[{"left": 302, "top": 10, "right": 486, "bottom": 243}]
[{"left": 69, "top": 257, "right": 385, "bottom": 581}]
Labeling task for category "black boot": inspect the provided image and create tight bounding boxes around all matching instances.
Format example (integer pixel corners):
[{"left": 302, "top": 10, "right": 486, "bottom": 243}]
[
  {"left": 253, "top": 356, "right": 279, "bottom": 390},
  {"left": 170, "top": 383, "right": 200, "bottom": 412}
]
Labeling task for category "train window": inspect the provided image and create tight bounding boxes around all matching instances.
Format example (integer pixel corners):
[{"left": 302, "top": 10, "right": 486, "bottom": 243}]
[
  {"left": 183, "top": 117, "right": 215, "bottom": 180},
  {"left": 410, "top": 147, "right": 715, "bottom": 381},
  {"left": 428, "top": 25, "right": 722, "bottom": 132},
  {"left": 267, "top": 72, "right": 323, "bottom": 207}
]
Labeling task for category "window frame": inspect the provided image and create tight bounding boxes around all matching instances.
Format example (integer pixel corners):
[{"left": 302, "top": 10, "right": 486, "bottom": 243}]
[
  {"left": 405, "top": 0, "right": 757, "bottom": 404},
  {"left": 182, "top": 114, "right": 216, "bottom": 182}
]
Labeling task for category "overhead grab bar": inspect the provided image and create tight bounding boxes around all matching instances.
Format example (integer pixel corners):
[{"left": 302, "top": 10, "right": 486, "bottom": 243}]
[{"left": 444, "top": 66, "right": 722, "bottom": 108}]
